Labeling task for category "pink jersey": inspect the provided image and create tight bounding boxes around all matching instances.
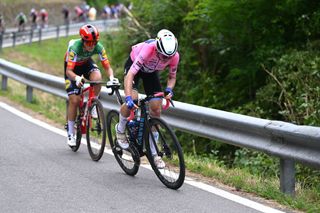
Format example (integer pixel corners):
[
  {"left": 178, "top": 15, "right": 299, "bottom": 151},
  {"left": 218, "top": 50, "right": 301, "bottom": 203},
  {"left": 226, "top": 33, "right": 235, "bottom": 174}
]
[{"left": 129, "top": 39, "right": 179, "bottom": 78}]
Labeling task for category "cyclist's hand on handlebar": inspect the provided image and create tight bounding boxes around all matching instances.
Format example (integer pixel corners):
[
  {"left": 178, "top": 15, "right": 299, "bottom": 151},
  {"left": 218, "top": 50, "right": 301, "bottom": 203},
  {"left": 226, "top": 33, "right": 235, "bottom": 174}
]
[
  {"left": 75, "top": 75, "right": 85, "bottom": 87},
  {"left": 164, "top": 87, "right": 173, "bottom": 99},
  {"left": 107, "top": 77, "right": 120, "bottom": 86},
  {"left": 125, "top": 96, "right": 137, "bottom": 109}
]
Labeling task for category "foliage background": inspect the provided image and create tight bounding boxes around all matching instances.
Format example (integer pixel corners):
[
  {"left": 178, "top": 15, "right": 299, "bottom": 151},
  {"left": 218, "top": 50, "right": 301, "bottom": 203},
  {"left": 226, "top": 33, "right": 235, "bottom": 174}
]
[
  {"left": 87, "top": 0, "right": 320, "bottom": 187},
  {"left": 1, "top": 0, "right": 319, "bottom": 209}
]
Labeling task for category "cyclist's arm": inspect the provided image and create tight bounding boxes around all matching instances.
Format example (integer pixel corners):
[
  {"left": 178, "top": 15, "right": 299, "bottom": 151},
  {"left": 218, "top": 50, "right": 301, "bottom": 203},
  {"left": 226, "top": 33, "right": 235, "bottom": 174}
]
[
  {"left": 124, "top": 44, "right": 152, "bottom": 96},
  {"left": 65, "top": 50, "right": 78, "bottom": 81},
  {"left": 124, "top": 70, "right": 135, "bottom": 97},
  {"left": 99, "top": 47, "right": 115, "bottom": 80},
  {"left": 167, "top": 53, "right": 180, "bottom": 90},
  {"left": 167, "top": 75, "right": 176, "bottom": 90},
  {"left": 66, "top": 68, "right": 77, "bottom": 80}
]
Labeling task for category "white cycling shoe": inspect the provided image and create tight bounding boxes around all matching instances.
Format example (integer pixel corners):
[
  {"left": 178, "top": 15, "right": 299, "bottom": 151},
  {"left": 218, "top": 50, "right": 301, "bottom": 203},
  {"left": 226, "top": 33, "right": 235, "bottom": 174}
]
[
  {"left": 154, "top": 156, "right": 166, "bottom": 169},
  {"left": 67, "top": 134, "right": 76, "bottom": 147},
  {"left": 115, "top": 124, "right": 129, "bottom": 149},
  {"left": 91, "top": 106, "right": 98, "bottom": 119}
]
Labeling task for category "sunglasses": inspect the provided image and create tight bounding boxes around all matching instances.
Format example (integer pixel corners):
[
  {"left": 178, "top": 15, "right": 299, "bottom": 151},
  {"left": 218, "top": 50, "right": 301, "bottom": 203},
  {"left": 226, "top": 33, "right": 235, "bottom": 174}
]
[
  {"left": 83, "top": 40, "right": 97, "bottom": 47},
  {"left": 157, "top": 52, "right": 172, "bottom": 60}
]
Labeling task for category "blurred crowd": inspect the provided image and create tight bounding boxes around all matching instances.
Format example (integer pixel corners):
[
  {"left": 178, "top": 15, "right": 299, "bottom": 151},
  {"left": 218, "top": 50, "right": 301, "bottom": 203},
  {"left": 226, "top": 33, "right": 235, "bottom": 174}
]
[
  {"left": 0, "top": 1, "right": 131, "bottom": 35},
  {"left": 0, "top": 8, "right": 49, "bottom": 34}
]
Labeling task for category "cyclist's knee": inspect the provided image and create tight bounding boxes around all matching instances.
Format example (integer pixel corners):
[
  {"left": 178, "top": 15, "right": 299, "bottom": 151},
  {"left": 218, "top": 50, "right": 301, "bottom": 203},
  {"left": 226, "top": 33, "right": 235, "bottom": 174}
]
[
  {"left": 68, "top": 95, "right": 81, "bottom": 106},
  {"left": 120, "top": 103, "right": 130, "bottom": 117},
  {"left": 89, "top": 69, "right": 101, "bottom": 81},
  {"left": 149, "top": 104, "right": 161, "bottom": 118}
]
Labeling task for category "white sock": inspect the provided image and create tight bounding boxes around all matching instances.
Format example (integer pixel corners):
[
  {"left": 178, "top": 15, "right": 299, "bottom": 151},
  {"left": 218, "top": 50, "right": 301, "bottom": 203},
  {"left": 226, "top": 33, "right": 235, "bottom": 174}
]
[
  {"left": 117, "top": 113, "right": 127, "bottom": 133},
  {"left": 67, "top": 120, "right": 75, "bottom": 136},
  {"left": 149, "top": 132, "right": 159, "bottom": 156}
]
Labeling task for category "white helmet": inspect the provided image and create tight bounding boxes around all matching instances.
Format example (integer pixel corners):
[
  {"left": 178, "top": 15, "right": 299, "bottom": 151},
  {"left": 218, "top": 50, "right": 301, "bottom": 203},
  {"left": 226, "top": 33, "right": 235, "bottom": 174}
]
[{"left": 156, "top": 29, "right": 178, "bottom": 57}]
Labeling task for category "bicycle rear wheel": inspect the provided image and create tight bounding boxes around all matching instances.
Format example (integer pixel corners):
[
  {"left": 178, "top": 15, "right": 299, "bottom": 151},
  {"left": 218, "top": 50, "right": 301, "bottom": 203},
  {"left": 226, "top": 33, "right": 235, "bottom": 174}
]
[
  {"left": 146, "top": 118, "right": 185, "bottom": 189},
  {"left": 106, "top": 110, "right": 140, "bottom": 176},
  {"left": 86, "top": 99, "right": 106, "bottom": 161}
]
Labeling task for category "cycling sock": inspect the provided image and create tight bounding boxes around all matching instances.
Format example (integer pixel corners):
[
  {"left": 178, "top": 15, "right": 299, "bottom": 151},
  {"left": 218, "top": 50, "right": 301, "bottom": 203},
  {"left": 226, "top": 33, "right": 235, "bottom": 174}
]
[
  {"left": 149, "top": 132, "right": 159, "bottom": 156},
  {"left": 117, "top": 113, "right": 127, "bottom": 133},
  {"left": 67, "top": 120, "right": 75, "bottom": 136}
]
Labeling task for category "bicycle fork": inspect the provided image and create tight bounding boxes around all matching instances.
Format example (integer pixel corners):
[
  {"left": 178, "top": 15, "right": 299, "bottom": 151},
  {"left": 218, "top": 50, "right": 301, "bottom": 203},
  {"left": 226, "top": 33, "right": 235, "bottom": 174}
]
[{"left": 80, "top": 101, "right": 89, "bottom": 134}]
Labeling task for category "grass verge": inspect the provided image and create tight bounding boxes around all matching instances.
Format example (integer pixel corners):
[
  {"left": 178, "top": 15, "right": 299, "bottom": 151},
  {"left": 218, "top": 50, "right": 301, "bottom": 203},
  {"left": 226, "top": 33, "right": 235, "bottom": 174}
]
[{"left": 184, "top": 153, "right": 320, "bottom": 211}]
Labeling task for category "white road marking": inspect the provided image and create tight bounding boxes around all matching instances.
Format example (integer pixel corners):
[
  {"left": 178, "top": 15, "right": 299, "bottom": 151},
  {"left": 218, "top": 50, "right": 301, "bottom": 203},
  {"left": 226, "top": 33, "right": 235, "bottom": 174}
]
[{"left": 0, "top": 102, "right": 285, "bottom": 213}]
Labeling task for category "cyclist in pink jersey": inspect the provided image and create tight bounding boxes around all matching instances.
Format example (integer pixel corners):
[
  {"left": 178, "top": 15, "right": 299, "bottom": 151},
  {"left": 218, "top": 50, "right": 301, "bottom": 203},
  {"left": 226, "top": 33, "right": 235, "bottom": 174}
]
[{"left": 116, "top": 29, "right": 179, "bottom": 168}]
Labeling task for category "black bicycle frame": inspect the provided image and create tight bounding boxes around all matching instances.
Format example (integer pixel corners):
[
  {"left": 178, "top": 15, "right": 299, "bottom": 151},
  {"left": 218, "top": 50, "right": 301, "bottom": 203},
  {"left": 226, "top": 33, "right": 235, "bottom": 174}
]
[
  {"left": 128, "top": 101, "right": 149, "bottom": 156},
  {"left": 109, "top": 86, "right": 160, "bottom": 156}
]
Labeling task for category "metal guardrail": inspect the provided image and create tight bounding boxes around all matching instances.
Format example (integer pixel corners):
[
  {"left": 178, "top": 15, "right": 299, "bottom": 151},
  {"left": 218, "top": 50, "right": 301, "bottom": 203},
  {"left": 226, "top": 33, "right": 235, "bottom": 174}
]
[
  {"left": 0, "top": 19, "right": 119, "bottom": 50},
  {"left": 0, "top": 58, "right": 320, "bottom": 196}
]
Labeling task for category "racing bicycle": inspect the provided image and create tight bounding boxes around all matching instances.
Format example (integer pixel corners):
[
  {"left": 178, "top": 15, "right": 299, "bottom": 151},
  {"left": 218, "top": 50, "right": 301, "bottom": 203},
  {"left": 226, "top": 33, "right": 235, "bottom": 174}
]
[
  {"left": 106, "top": 84, "right": 185, "bottom": 189},
  {"left": 65, "top": 81, "right": 107, "bottom": 161}
]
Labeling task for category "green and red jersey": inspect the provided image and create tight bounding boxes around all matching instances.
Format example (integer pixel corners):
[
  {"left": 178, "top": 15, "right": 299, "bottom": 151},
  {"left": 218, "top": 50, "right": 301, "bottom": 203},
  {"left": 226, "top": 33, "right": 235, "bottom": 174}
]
[{"left": 64, "top": 39, "right": 110, "bottom": 70}]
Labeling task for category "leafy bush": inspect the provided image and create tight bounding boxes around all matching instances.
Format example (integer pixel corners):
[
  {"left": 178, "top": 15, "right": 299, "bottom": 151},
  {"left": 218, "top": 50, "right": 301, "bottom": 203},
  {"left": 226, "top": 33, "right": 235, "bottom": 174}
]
[{"left": 255, "top": 48, "right": 320, "bottom": 125}]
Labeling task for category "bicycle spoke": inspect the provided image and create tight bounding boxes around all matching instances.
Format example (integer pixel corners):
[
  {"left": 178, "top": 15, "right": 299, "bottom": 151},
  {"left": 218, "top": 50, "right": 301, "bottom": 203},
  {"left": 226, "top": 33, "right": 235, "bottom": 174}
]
[
  {"left": 147, "top": 118, "right": 185, "bottom": 189},
  {"left": 86, "top": 100, "right": 106, "bottom": 161},
  {"left": 106, "top": 110, "right": 140, "bottom": 176}
]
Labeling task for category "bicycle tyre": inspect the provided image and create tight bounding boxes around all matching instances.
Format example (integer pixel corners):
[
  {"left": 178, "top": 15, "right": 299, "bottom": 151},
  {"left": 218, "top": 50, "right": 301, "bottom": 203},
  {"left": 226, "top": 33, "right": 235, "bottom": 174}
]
[
  {"left": 106, "top": 110, "right": 140, "bottom": 176},
  {"left": 86, "top": 99, "right": 106, "bottom": 161},
  {"left": 146, "top": 118, "right": 185, "bottom": 189}
]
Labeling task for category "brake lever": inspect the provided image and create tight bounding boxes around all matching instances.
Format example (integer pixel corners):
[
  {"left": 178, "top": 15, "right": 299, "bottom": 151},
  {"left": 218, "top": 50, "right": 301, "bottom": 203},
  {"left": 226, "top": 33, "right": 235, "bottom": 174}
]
[{"left": 169, "top": 99, "right": 175, "bottom": 107}]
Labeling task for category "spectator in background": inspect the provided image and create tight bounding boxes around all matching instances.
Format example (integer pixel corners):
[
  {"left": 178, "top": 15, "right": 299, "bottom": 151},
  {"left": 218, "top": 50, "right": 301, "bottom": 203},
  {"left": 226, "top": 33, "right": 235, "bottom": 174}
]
[
  {"left": 39, "top": 9, "right": 48, "bottom": 28},
  {"left": 30, "top": 8, "right": 38, "bottom": 30},
  {"left": 102, "top": 4, "right": 111, "bottom": 19},
  {"left": 111, "top": 5, "right": 118, "bottom": 19},
  {"left": 62, "top": 5, "right": 70, "bottom": 25},
  {"left": 88, "top": 7, "right": 97, "bottom": 21},
  {"left": 80, "top": 1, "right": 89, "bottom": 22},
  {"left": 74, "top": 5, "right": 84, "bottom": 22},
  {"left": 116, "top": 3, "right": 124, "bottom": 18},
  {"left": 0, "top": 14, "right": 5, "bottom": 34},
  {"left": 15, "top": 12, "right": 27, "bottom": 32}
]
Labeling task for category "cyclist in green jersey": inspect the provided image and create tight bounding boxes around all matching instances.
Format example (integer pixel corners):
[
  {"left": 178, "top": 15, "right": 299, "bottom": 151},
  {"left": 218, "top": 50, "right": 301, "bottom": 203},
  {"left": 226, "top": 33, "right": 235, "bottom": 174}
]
[
  {"left": 15, "top": 12, "right": 27, "bottom": 32},
  {"left": 64, "top": 24, "right": 119, "bottom": 146}
]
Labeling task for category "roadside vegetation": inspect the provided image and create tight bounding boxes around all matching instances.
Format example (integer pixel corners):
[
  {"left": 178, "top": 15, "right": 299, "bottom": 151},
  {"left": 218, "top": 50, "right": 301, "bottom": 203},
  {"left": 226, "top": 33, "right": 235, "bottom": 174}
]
[
  {"left": 1, "top": 0, "right": 320, "bottom": 211},
  {"left": 0, "top": 31, "right": 319, "bottom": 211}
]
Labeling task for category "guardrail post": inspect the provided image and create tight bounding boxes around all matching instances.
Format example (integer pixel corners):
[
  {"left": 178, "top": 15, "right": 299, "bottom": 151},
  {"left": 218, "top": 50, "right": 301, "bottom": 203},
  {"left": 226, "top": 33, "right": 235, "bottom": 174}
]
[
  {"left": 66, "top": 23, "right": 69, "bottom": 37},
  {"left": 13, "top": 32, "right": 16, "bottom": 47},
  {"left": 29, "top": 30, "right": 33, "bottom": 44},
  {"left": 0, "top": 33, "right": 3, "bottom": 52},
  {"left": 66, "top": 99, "right": 69, "bottom": 121},
  {"left": 2, "top": 75, "right": 8, "bottom": 90},
  {"left": 39, "top": 28, "right": 42, "bottom": 44},
  {"left": 56, "top": 26, "right": 60, "bottom": 40},
  {"left": 280, "top": 158, "right": 295, "bottom": 196},
  {"left": 26, "top": 85, "right": 33, "bottom": 102}
]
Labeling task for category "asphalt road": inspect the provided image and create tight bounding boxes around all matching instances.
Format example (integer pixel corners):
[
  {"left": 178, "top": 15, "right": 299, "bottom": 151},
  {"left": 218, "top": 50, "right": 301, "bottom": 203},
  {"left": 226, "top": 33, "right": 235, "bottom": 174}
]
[{"left": 0, "top": 102, "right": 286, "bottom": 213}]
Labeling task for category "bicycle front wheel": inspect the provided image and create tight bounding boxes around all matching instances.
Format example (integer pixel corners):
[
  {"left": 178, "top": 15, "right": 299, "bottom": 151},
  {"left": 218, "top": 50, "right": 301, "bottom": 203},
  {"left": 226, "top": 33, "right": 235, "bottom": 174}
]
[
  {"left": 106, "top": 110, "right": 140, "bottom": 176},
  {"left": 146, "top": 118, "right": 185, "bottom": 189},
  {"left": 86, "top": 99, "right": 106, "bottom": 161}
]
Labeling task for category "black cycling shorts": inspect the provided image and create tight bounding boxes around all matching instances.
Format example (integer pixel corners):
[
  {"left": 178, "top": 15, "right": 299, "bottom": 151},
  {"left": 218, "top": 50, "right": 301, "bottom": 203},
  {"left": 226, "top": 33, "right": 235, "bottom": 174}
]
[
  {"left": 64, "top": 58, "right": 99, "bottom": 96},
  {"left": 124, "top": 56, "right": 162, "bottom": 96}
]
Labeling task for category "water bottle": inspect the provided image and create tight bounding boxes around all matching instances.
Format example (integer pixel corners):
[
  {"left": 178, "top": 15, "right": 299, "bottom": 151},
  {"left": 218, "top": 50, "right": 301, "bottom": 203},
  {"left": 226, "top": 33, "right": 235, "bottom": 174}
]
[
  {"left": 135, "top": 108, "right": 141, "bottom": 121},
  {"left": 128, "top": 120, "right": 138, "bottom": 139}
]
